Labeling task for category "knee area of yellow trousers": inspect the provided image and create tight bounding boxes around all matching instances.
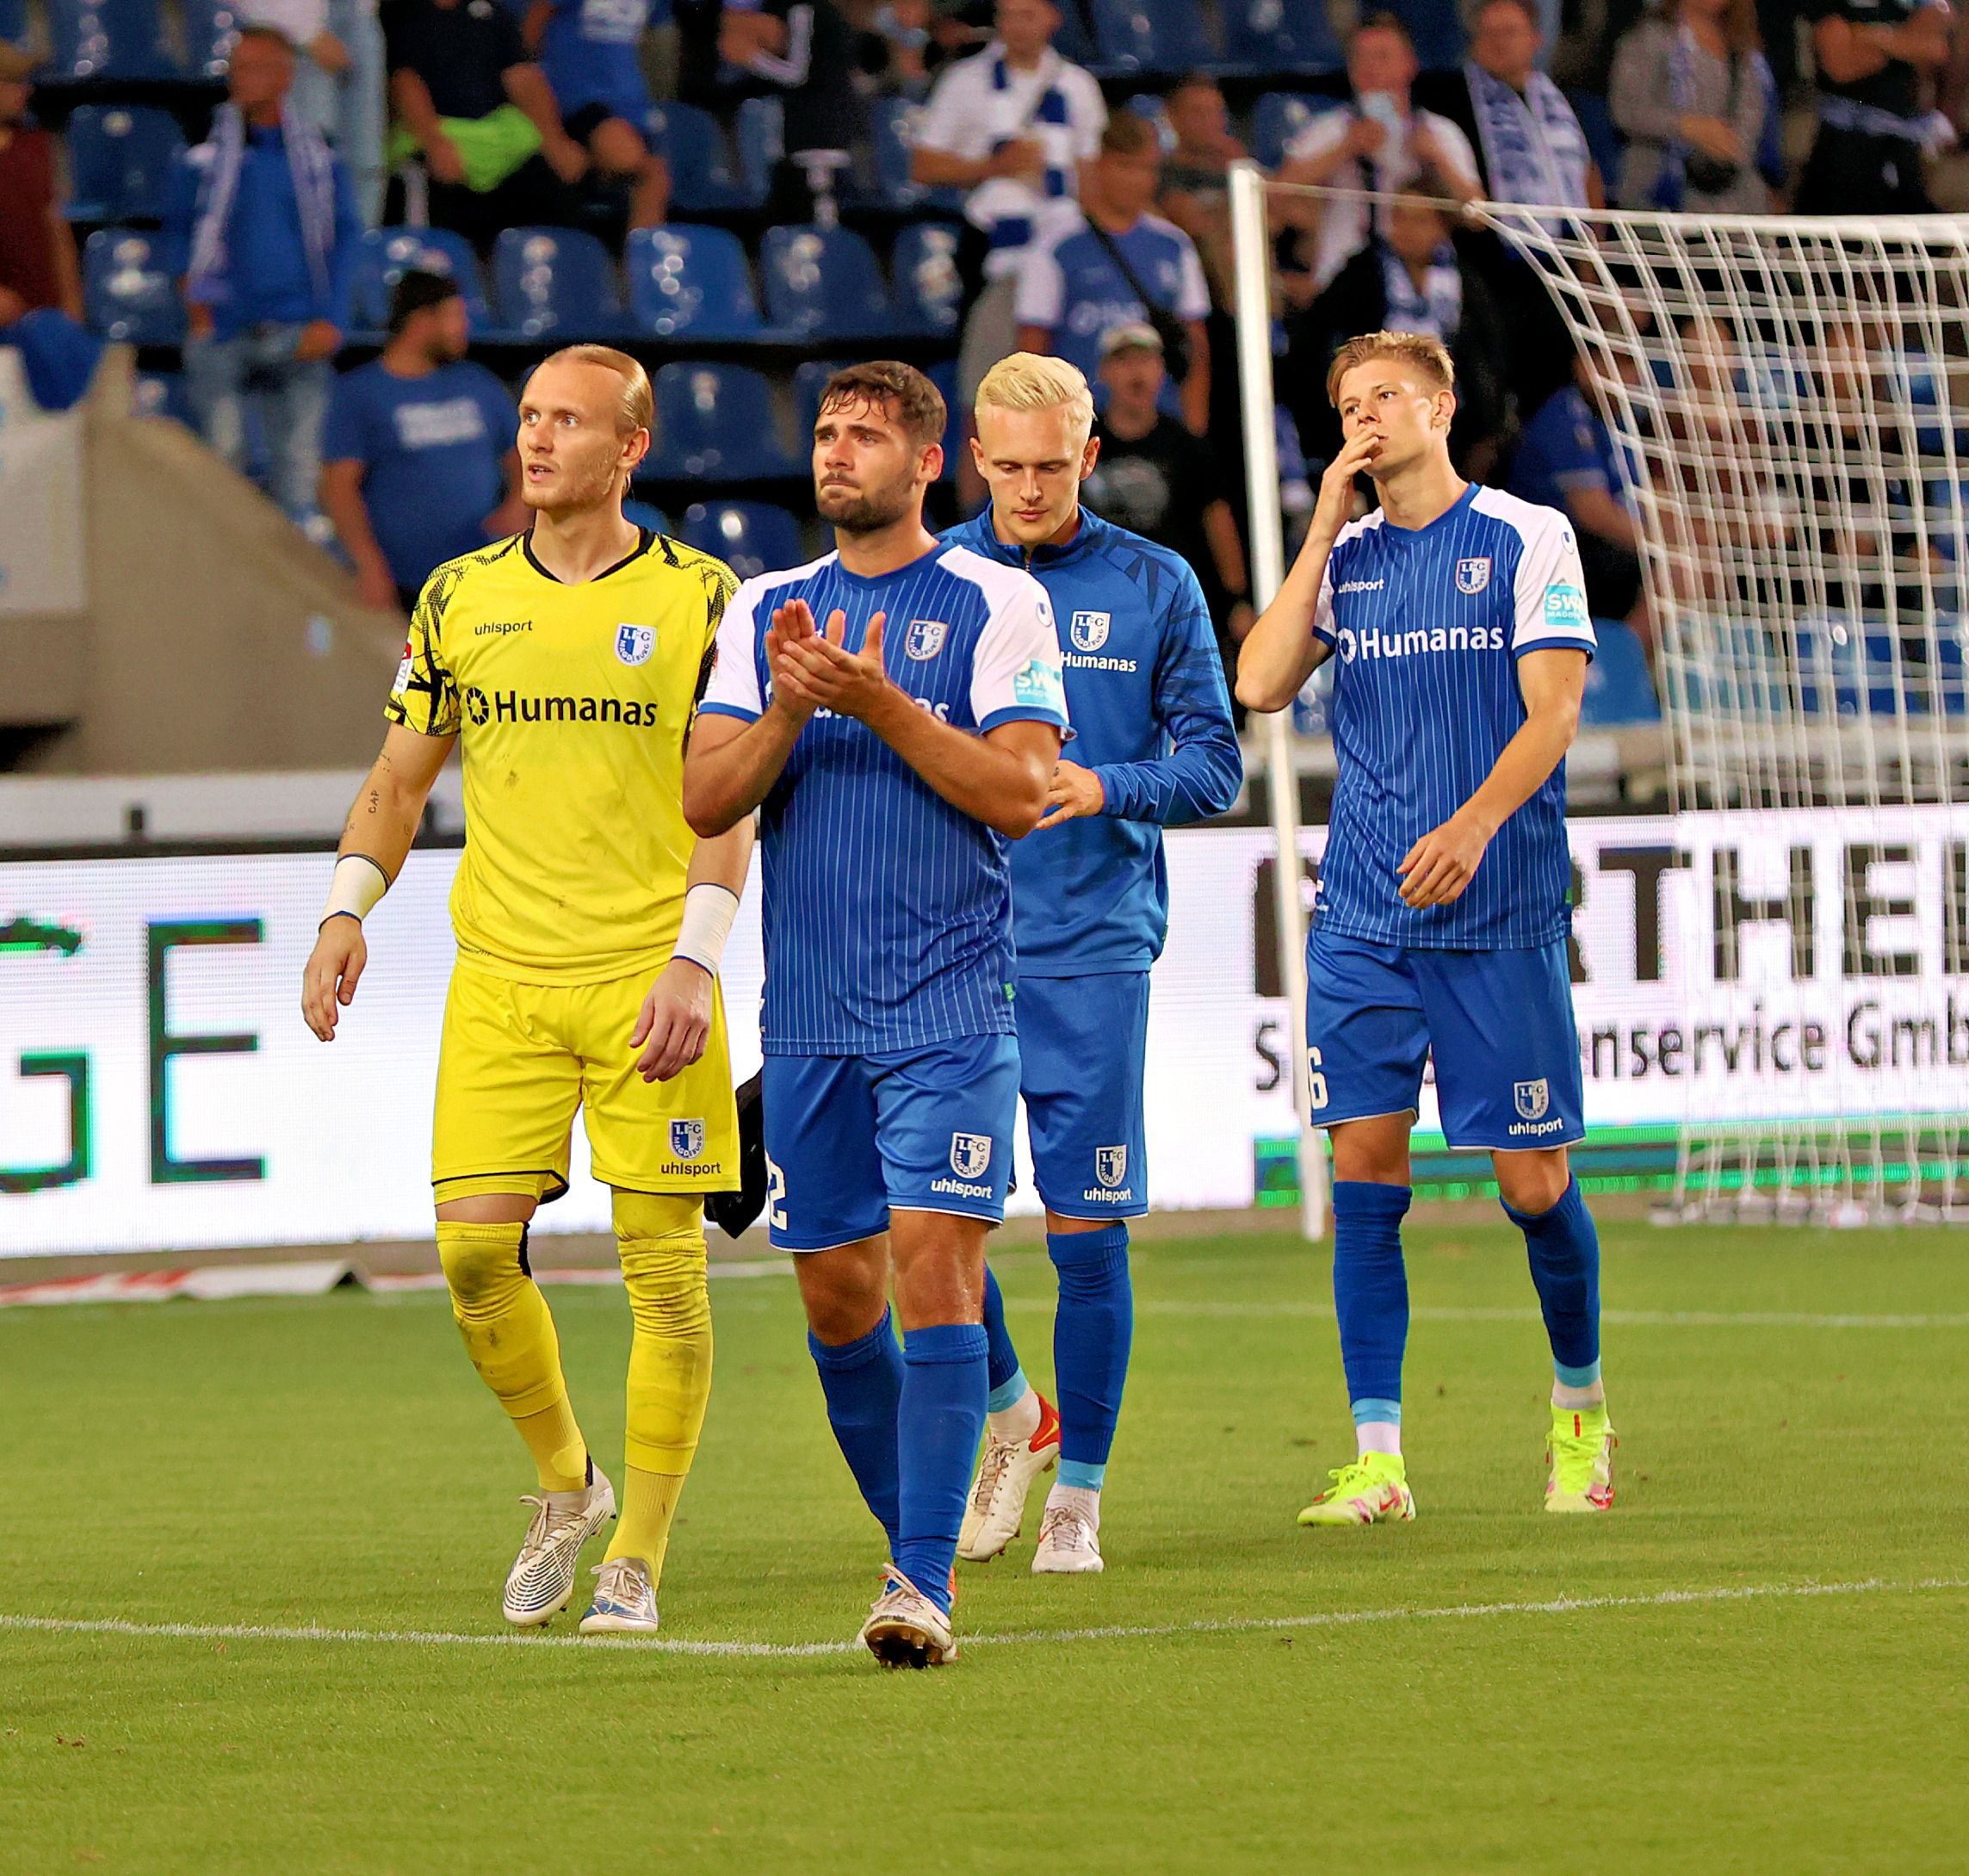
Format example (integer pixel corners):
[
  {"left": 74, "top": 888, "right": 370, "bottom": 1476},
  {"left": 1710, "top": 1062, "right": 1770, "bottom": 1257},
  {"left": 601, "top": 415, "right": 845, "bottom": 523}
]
[
  {"left": 436, "top": 1220, "right": 531, "bottom": 1312},
  {"left": 614, "top": 1195, "right": 710, "bottom": 1327}
]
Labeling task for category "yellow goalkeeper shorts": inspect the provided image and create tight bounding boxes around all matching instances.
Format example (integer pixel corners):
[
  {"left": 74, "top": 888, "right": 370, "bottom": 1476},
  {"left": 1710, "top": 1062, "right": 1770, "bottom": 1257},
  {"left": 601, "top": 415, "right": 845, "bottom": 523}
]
[{"left": 432, "top": 959, "right": 739, "bottom": 1201}]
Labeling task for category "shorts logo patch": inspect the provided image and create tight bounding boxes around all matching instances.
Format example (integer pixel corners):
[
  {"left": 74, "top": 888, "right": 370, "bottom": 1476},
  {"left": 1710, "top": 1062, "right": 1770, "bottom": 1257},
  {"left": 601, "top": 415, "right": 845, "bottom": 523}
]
[
  {"left": 1514, "top": 1079, "right": 1551, "bottom": 1122},
  {"left": 904, "top": 618, "right": 948, "bottom": 660},
  {"left": 1070, "top": 610, "right": 1111, "bottom": 652},
  {"left": 949, "top": 1132, "right": 993, "bottom": 1179},
  {"left": 1094, "top": 1144, "right": 1129, "bottom": 1190},
  {"left": 1456, "top": 556, "right": 1491, "bottom": 594},
  {"left": 670, "top": 1118, "right": 705, "bottom": 1161},
  {"left": 616, "top": 623, "right": 656, "bottom": 666}
]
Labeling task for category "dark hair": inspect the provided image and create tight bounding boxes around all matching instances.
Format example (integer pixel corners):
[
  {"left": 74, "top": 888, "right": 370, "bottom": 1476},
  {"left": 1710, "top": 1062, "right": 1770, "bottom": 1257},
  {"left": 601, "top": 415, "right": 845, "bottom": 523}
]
[
  {"left": 817, "top": 361, "right": 946, "bottom": 449},
  {"left": 1350, "top": 9, "right": 1416, "bottom": 52},
  {"left": 1100, "top": 109, "right": 1159, "bottom": 158},
  {"left": 387, "top": 269, "right": 462, "bottom": 335},
  {"left": 232, "top": 22, "right": 296, "bottom": 54}
]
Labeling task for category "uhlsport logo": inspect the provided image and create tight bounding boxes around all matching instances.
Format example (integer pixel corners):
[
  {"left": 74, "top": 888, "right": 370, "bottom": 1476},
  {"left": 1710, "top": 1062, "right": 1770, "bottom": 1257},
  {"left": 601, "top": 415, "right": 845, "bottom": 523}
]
[
  {"left": 1095, "top": 1145, "right": 1129, "bottom": 1190},
  {"left": 670, "top": 1118, "right": 705, "bottom": 1161},
  {"left": 616, "top": 623, "right": 655, "bottom": 666},
  {"left": 1070, "top": 610, "right": 1111, "bottom": 653},
  {"left": 1456, "top": 556, "right": 1492, "bottom": 594},
  {"left": 904, "top": 618, "right": 948, "bottom": 660},
  {"left": 949, "top": 1133, "right": 992, "bottom": 1179},
  {"left": 1514, "top": 1079, "right": 1550, "bottom": 1121}
]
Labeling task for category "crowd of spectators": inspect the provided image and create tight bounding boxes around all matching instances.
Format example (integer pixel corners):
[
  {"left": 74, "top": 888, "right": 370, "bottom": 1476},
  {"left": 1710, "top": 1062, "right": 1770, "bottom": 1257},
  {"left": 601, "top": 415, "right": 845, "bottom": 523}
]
[{"left": 2, "top": 0, "right": 1966, "bottom": 715}]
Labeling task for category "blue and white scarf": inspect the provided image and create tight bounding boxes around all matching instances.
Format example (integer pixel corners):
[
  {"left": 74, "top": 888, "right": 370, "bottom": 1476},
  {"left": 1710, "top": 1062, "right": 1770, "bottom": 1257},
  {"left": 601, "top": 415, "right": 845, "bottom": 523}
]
[
  {"left": 186, "top": 102, "right": 339, "bottom": 312},
  {"left": 1380, "top": 241, "right": 1463, "bottom": 343},
  {"left": 992, "top": 51, "right": 1069, "bottom": 199},
  {"left": 1464, "top": 60, "right": 1588, "bottom": 234},
  {"left": 1650, "top": 25, "right": 1774, "bottom": 209}
]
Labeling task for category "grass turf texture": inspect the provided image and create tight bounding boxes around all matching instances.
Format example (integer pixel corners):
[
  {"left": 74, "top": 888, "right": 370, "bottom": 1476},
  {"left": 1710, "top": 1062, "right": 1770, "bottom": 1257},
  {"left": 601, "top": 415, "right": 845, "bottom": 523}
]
[{"left": 3, "top": 1223, "right": 1967, "bottom": 1873}]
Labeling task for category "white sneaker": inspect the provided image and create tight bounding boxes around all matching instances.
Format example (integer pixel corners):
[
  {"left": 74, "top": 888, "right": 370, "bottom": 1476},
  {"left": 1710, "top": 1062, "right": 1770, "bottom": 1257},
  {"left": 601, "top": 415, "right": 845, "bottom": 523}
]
[
  {"left": 957, "top": 1391, "right": 1061, "bottom": 1563},
  {"left": 858, "top": 1569, "right": 958, "bottom": 1669},
  {"left": 579, "top": 1555, "right": 659, "bottom": 1635},
  {"left": 1031, "top": 1501, "right": 1104, "bottom": 1575},
  {"left": 502, "top": 1465, "right": 616, "bottom": 1627}
]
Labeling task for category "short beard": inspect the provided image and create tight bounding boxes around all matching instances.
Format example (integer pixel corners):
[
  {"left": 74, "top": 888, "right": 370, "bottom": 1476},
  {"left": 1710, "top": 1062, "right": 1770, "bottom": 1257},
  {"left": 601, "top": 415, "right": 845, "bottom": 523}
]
[{"left": 819, "top": 477, "right": 917, "bottom": 536}]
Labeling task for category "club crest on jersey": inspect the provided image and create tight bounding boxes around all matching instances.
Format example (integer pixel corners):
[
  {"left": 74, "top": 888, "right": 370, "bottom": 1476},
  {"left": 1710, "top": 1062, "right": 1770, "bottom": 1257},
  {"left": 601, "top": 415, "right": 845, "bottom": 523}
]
[
  {"left": 1514, "top": 1079, "right": 1551, "bottom": 1122},
  {"left": 904, "top": 618, "right": 948, "bottom": 660},
  {"left": 1070, "top": 610, "right": 1111, "bottom": 652},
  {"left": 1456, "top": 557, "right": 1492, "bottom": 594},
  {"left": 950, "top": 1132, "right": 993, "bottom": 1179},
  {"left": 670, "top": 1118, "right": 705, "bottom": 1161},
  {"left": 1094, "top": 1145, "right": 1129, "bottom": 1190},
  {"left": 616, "top": 623, "right": 656, "bottom": 666}
]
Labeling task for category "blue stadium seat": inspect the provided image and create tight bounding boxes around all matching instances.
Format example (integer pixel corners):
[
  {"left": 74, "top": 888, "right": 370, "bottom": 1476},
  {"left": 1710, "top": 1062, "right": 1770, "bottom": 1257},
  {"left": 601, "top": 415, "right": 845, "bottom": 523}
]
[
  {"left": 1084, "top": 0, "right": 1211, "bottom": 74},
  {"left": 1385, "top": 0, "right": 1465, "bottom": 71},
  {"left": 926, "top": 356, "right": 958, "bottom": 484},
  {"left": 734, "top": 96, "right": 782, "bottom": 207},
  {"left": 652, "top": 102, "right": 751, "bottom": 214},
  {"left": 83, "top": 228, "right": 186, "bottom": 344},
  {"left": 49, "top": 0, "right": 178, "bottom": 79},
  {"left": 134, "top": 370, "right": 195, "bottom": 426},
  {"left": 623, "top": 224, "right": 763, "bottom": 339},
  {"left": 1251, "top": 93, "right": 1340, "bottom": 170},
  {"left": 1220, "top": 0, "right": 1344, "bottom": 74},
  {"left": 648, "top": 363, "right": 799, "bottom": 481},
  {"left": 1568, "top": 90, "right": 1623, "bottom": 195},
  {"left": 622, "top": 498, "right": 672, "bottom": 536},
  {"left": 868, "top": 96, "right": 964, "bottom": 214},
  {"left": 492, "top": 226, "right": 622, "bottom": 340},
  {"left": 678, "top": 501, "right": 805, "bottom": 580},
  {"left": 181, "top": 0, "right": 242, "bottom": 77},
  {"left": 759, "top": 224, "right": 891, "bottom": 340},
  {"left": 65, "top": 105, "right": 186, "bottom": 223},
  {"left": 350, "top": 227, "right": 492, "bottom": 336},
  {"left": 791, "top": 358, "right": 850, "bottom": 445},
  {"left": 0, "top": 0, "right": 28, "bottom": 45},
  {"left": 889, "top": 222, "right": 963, "bottom": 337},
  {"left": 1578, "top": 618, "right": 1660, "bottom": 727}
]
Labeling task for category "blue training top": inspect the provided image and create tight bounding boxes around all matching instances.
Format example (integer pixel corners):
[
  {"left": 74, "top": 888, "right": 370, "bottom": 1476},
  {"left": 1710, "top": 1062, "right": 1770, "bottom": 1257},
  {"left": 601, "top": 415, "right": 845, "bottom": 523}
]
[{"left": 941, "top": 506, "right": 1241, "bottom": 975}]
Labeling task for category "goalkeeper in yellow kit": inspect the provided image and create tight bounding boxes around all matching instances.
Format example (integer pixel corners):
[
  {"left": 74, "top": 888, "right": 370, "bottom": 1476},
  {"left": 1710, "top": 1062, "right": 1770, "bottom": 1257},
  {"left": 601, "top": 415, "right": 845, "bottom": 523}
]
[{"left": 301, "top": 344, "right": 749, "bottom": 1636}]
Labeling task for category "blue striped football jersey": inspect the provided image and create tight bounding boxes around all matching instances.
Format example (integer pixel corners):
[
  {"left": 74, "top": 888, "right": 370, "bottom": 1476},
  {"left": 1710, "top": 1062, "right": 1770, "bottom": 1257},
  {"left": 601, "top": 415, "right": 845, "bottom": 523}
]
[
  {"left": 1310, "top": 484, "right": 1594, "bottom": 950},
  {"left": 700, "top": 543, "right": 1069, "bottom": 1054}
]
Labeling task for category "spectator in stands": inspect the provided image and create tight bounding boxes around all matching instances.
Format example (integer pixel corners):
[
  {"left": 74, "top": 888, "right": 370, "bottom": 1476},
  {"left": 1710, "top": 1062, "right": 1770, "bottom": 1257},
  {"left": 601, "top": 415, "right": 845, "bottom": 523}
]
[
  {"left": 237, "top": 0, "right": 352, "bottom": 137},
  {"left": 711, "top": 0, "right": 868, "bottom": 220},
  {"left": 864, "top": 0, "right": 935, "bottom": 97},
  {"left": 319, "top": 269, "right": 527, "bottom": 612},
  {"left": 523, "top": 0, "right": 672, "bottom": 229},
  {"left": 1157, "top": 73, "right": 1245, "bottom": 306},
  {"left": 1797, "top": 0, "right": 1953, "bottom": 212},
  {"left": 909, "top": 0, "right": 1106, "bottom": 406},
  {"left": 1610, "top": 0, "right": 1775, "bottom": 212},
  {"left": 0, "top": 44, "right": 83, "bottom": 331},
  {"left": 1285, "top": 190, "right": 1513, "bottom": 481},
  {"left": 1015, "top": 112, "right": 1211, "bottom": 435},
  {"left": 166, "top": 27, "right": 362, "bottom": 523},
  {"left": 1082, "top": 322, "right": 1254, "bottom": 710},
  {"left": 384, "top": 0, "right": 587, "bottom": 249},
  {"left": 1275, "top": 14, "right": 1481, "bottom": 297}
]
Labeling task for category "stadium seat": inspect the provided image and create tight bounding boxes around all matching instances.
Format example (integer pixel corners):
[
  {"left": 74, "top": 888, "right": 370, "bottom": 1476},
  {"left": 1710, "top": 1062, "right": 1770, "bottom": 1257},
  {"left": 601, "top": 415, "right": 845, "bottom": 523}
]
[
  {"left": 1083, "top": 0, "right": 1211, "bottom": 74},
  {"left": 65, "top": 105, "right": 186, "bottom": 223},
  {"left": 652, "top": 101, "right": 752, "bottom": 214},
  {"left": 133, "top": 370, "right": 195, "bottom": 426},
  {"left": 622, "top": 497, "right": 672, "bottom": 536},
  {"left": 350, "top": 227, "right": 492, "bottom": 336},
  {"left": 1220, "top": 0, "right": 1345, "bottom": 74},
  {"left": 1250, "top": 92, "right": 1340, "bottom": 170},
  {"left": 924, "top": 356, "right": 960, "bottom": 483},
  {"left": 1578, "top": 618, "right": 1660, "bottom": 727},
  {"left": 0, "top": 0, "right": 27, "bottom": 46},
  {"left": 83, "top": 228, "right": 186, "bottom": 344},
  {"left": 678, "top": 501, "right": 805, "bottom": 580},
  {"left": 492, "top": 226, "right": 622, "bottom": 340},
  {"left": 648, "top": 363, "right": 799, "bottom": 481},
  {"left": 48, "top": 0, "right": 179, "bottom": 79},
  {"left": 733, "top": 96, "right": 783, "bottom": 207},
  {"left": 868, "top": 96, "right": 964, "bottom": 215},
  {"left": 1567, "top": 90, "right": 1623, "bottom": 198},
  {"left": 1384, "top": 0, "right": 1464, "bottom": 70},
  {"left": 889, "top": 223, "right": 963, "bottom": 337},
  {"left": 758, "top": 224, "right": 891, "bottom": 341},
  {"left": 181, "top": 0, "right": 242, "bottom": 77},
  {"left": 792, "top": 358, "right": 851, "bottom": 444},
  {"left": 623, "top": 224, "right": 764, "bottom": 339}
]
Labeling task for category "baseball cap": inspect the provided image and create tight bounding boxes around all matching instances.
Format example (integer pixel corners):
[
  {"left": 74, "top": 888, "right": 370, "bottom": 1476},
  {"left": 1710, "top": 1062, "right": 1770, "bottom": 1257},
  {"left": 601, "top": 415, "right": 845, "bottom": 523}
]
[{"left": 1099, "top": 322, "right": 1164, "bottom": 361}]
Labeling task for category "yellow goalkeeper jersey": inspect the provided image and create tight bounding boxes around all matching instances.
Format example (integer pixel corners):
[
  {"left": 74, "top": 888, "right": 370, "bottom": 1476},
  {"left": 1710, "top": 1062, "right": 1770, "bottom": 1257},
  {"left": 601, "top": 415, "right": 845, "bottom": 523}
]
[{"left": 386, "top": 528, "right": 738, "bottom": 985}]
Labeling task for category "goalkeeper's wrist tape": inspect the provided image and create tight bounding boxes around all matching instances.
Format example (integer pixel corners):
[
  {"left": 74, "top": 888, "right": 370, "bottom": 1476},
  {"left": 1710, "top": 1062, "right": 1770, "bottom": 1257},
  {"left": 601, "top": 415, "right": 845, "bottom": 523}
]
[
  {"left": 321, "top": 853, "right": 391, "bottom": 928},
  {"left": 672, "top": 882, "right": 740, "bottom": 975}
]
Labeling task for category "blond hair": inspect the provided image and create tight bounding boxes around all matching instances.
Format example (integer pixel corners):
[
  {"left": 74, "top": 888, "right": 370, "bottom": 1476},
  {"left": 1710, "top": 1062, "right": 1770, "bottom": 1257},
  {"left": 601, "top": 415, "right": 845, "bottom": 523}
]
[
  {"left": 1325, "top": 329, "right": 1456, "bottom": 408},
  {"left": 536, "top": 344, "right": 653, "bottom": 436},
  {"left": 975, "top": 352, "right": 1096, "bottom": 444}
]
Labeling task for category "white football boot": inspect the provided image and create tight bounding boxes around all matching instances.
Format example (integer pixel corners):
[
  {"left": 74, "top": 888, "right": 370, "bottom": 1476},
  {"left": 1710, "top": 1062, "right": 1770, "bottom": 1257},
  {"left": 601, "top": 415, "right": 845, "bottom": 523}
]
[
  {"left": 579, "top": 1556, "right": 659, "bottom": 1636},
  {"left": 957, "top": 1392, "right": 1061, "bottom": 1562},
  {"left": 859, "top": 1569, "right": 958, "bottom": 1669},
  {"left": 1031, "top": 1500, "right": 1105, "bottom": 1574},
  {"left": 502, "top": 1465, "right": 616, "bottom": 1627}
]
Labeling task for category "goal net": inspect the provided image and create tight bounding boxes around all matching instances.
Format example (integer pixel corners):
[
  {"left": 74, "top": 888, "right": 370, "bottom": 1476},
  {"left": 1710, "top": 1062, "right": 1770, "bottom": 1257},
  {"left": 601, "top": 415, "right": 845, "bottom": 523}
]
[{"left": 1233, "top": 168, "right": 1968, "bottom": 1224}]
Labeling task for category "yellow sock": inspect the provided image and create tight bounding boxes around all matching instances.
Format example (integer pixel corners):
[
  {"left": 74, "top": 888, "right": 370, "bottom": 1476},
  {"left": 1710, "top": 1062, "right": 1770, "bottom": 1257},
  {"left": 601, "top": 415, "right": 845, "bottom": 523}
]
[
  {"left": 436, "top": 1219, "right": 589, "bottom": 1493},
  {"left": 604, "top": 1466, "right": 689, "bottom": 1582}
]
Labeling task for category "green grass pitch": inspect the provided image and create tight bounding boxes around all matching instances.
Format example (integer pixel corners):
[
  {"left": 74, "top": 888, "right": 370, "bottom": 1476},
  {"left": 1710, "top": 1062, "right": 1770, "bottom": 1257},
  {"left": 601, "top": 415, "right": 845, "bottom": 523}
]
[{"left": 3, "top": 1221, "right": 1967, "bottom": 1873}]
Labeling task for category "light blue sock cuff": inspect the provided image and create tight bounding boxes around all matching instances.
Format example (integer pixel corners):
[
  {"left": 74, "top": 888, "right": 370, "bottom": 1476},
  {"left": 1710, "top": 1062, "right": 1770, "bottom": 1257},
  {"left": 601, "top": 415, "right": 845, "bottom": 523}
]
[
  {"left": 1350, "top": 1396, "right": 1402, "bottom": 1427},
  {"left": 1059, "top": 1458, "right": 1105, "bottom": 1490},
  {"left": 987, "top": 1365, "right": 1031, "bottom": 1415},
  {"left": 1554, "top": 1359, "right": 1602, "bottom": 1389}
]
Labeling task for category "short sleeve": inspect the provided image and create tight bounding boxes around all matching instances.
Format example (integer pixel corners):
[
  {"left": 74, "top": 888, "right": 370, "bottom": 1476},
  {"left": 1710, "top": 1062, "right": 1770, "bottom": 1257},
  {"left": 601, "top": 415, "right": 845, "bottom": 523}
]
[
  {"left": 320, "top": 374, "right": 368, "bottom": 466},
  {"left": 969, "top": 571, "right": 1069, "bottom": 734},
  {"left": 1067, "top": 67, "right": 1107, "bottom": 158},
  {"left": 698, "top": 578, "right": 766, "bottom": 721},
  {"left": 384, "top": 573, "right": 462, "bottom": 736},
  {"left": 1283, "top": 109, "right": 1347, "bottom": 166},
  {"left": 1421, "top": 113, "right": 1480, "bottom": 187},
  {"left": 911, "top": 59, "right": 984, "bottom": 158},
  {"left": 1012, "top": 220, "right": 1069, "bottom": 327},
  {"left": 1511, "top": 510, "right": 1597, "bottom": 658},
  {"left": 1173, "top": 234, "right": 1210, "bottom": 322},
  {"left": 1310, "top": 555, "right": 1338, "bottom": 647}
]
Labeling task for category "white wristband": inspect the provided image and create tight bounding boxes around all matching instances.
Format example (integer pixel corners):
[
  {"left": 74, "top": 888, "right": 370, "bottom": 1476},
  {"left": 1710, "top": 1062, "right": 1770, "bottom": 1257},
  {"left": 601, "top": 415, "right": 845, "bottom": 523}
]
[
  {"left": 672, "top": 882, "right": 740, "bottom": 975},
  {"left": 322, "top": 853, "right": 390, "bottom": 927}
]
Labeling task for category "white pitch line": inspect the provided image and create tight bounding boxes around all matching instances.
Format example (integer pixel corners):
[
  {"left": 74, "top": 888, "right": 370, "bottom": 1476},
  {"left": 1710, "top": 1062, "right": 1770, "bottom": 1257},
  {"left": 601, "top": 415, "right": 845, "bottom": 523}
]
[
  {"left": 2, "top": 1576, "right": 1961, "bottom": 1662},
  {"left": 1000, "top": 1298, "right": 1969, "bottom": 1329}
]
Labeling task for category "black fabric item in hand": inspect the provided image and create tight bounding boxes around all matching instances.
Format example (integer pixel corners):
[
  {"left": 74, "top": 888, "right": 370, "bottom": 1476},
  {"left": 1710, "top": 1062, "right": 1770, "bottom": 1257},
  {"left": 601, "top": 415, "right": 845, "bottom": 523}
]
[{"left": 703, "top": 1068, "right": 767, "bottom": 1240}]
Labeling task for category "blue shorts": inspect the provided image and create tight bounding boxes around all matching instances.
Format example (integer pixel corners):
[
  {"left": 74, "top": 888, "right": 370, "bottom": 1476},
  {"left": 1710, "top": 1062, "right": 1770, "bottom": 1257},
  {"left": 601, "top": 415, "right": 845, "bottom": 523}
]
[
  {"left": 1304, "top": 929, "right": 1585, "bottom": 1150},
  {"left": 761, "top": 1034, "right": 1021, "bottom": 1252},
  {"left": 1017, "top": 971, "right": 1149, "bottom": 1220}
]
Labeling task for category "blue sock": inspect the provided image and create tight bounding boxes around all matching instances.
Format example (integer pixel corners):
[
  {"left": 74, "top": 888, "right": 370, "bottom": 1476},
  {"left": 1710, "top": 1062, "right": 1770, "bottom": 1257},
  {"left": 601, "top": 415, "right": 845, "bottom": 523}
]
[
  {"left": 895, "top": 1322, "right": 988, "bottom": 1613},
  {"left": 807, "top": 1309, "right": 905, "bottom": 1555},
  {"left": 1506, "top": 1175, "right": 1602, "bottom": 1384},
  {"left": 1332, "top": 1182, "right": 1412, "bottom": 1420},
  {"left": 980, "top": 1263, "right": 1026, "bottom": 1406},
  {"left": 1050, "top": 1223, "right": 1132, "bottom": 1492}
]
